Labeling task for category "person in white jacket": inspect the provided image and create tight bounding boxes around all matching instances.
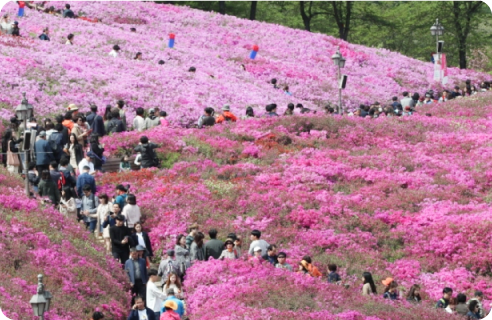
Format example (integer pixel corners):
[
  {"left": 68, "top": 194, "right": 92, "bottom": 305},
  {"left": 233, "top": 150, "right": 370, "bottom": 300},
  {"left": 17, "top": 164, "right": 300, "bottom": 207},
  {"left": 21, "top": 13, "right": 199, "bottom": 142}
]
[
  {"left": 109, "top": 44, "right": 120, "bottom": 57},
  {"left": 146, "top": 269, "right": 167, "bottom": 320}
]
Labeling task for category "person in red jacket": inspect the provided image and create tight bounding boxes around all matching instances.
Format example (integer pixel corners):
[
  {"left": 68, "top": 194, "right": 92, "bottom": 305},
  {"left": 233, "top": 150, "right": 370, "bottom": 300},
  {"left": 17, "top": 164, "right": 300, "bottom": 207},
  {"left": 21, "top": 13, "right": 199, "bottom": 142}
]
[
  {"left": 17, "top": 1, "right": 26, "bottom": 17},
  {"left": 216, "top": 105, "right": 237, "bottom": 123}
]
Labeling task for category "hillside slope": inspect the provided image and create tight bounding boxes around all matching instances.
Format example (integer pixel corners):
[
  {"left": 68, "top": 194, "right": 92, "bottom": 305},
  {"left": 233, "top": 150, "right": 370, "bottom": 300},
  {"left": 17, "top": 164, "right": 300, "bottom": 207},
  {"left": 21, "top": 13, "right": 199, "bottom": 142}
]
[{"left": 0, "top": 1, "right": 489, "bottom": 126}]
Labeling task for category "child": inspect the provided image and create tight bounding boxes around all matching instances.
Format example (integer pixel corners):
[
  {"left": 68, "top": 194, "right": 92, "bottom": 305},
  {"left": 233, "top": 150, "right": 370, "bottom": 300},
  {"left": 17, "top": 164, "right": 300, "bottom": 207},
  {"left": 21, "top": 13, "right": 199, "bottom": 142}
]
[
  {"left": 119, "top": 156, "right": 131, "bottom": 172},
  {"left": 382, "top": 278, "right": 399, "bottom": 300},
  {"left": 327, "top": 264, "right": 341, "bottom": 284}
]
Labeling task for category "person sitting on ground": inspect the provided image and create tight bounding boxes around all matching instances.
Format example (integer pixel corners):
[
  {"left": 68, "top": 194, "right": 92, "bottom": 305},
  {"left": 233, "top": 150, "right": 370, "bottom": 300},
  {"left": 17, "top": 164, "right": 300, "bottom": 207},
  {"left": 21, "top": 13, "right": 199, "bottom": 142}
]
[
  {"left": 248, "top": 229, "right": 269, "bottom": 256},
  {"left": 391, "top": 97, "right": 402, "bottom": 113},
  {"left": 265, "top": 104, "right": 279, "bottom": 117},
  {"left": 466, "top": 300, "right": 481, "bottom": 319},
  {"left": 436, "top": 287, "right": 453, "bottom": 308},
  {"left": 296, "top": 103, "right": 311, "bottom": 114},
  {"left": 300, "top": 256, "right": 322, "bottom": 277},
  {"left": 39, "top": 27, "right": 50, "bottom": 41},
  {"left": 132, "top": 108, "right": 146, "bottom": 132},
  {"left": 134, "top": 52, "right": 142, "bottom": 60},
  {"left": 66, "top": 33, "right": 74, "bottom": 45},
  {"left": 275, "top": 252, "right": 292, "bottom": 271},
  {"left": 327, "top": 264, "right": 341, "bottom": 284},
  {"left": 144, "top": 108, "right": 160, "bottom": 130},
  {"left": 284, "top": 103, "right": 294, "bottom": 116},
  {"left": 204, "top": 228, "right": 224, "bottom": 260},
  {"left": 159, "top": 300, "right": 180, "bottom": 320},
  {"left": 402, "top": 106, "right": 412, "bottom": 116},
  {"left": 11, "top": 21, "right": 20, "bottom": 37},
  {"left": 382, "top": 278, "right": 399, "bottom": 300},
  {"left": 216, "top": 105, "right": 237, "bottom": 123},
  {"left": 109, "top": 45, "right": 120, "bottom": 58},
  {"left": 161, "top": 288, "right": 184, "bottom": 319},
  {"left": 219, "top": 239, "right": 239, "bottom": 260},
  {"left": 62, "top": 4, "right": 75, "bottom": 18},
  {"left": 119, "top": 155, "right": 131, "bottom": 172},
  {"left": 362, "top": 271, "right": 377, "bottom": 295},
  {"left": 263, "top": 244, "right": 278, "bottom": 265},
  {"left": 406, "top": 284, "right": 422, "bottom": 303},
  {"left": 468, "top": 291, "right": 485, "bottom": 318},
  {"left": 197, "top": 107, "right": 216, "bottom": 128}
]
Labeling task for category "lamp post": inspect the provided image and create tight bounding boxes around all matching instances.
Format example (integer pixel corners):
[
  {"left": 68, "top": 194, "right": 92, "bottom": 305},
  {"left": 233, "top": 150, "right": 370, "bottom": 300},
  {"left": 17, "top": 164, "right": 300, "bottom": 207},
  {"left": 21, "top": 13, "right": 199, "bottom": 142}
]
[
  {"left": 15, "top": 92, "right": 34, "bottom": 197},
  {"left": 430, "top": 19, "right": 444, "bottom": 81},
  {"left": 331, "top": 46, "right": 346, "bottom": 115},
  {"left": 29, "top": 274, "right": 52, "bottom": 320}
]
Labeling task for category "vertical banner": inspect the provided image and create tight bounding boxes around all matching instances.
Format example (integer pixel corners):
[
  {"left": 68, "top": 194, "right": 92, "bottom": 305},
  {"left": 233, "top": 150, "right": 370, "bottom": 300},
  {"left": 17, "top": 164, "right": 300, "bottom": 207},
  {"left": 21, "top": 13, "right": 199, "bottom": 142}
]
[
  {"left": 433, "top": 54, "right": 441, "bottom": 82},
  {"left": 441, "top": 53, "right": 448, "bottom": 85}
]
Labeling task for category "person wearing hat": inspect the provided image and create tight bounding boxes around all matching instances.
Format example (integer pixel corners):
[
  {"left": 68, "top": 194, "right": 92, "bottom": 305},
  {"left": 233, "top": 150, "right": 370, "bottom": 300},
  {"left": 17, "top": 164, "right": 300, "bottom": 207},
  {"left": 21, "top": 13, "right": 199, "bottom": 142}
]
[
  {"left": 157, "top": 249, "right": 180, "bottom": 281},
  {"left": 159, "top": 300, "right": 180, "bottom": 320},
  {"left": 34, "top": 131, "right": 55, "bottom": 173},
  {"left": 78, "top": 152, "right": 96, "bottom": 175},
  {"left": 109, "top": 44, "right": 120, "bottom": 58},
  {"left": 382, "top": 278, "right": 399, "bottom": 300},
  {"left": 249, "top": 246, "right": 264, "bottom": 263},
  {"left": 146, "top": 269, "right": 167, "bottom": 319},
  {"left": 125, "top": 247, "right": 148, "bottom": 304},
  {"left": 424, "top": 93, "right": 433, "bottom": 105},
  {"left": 144, "top": 108, "right": 160, "bottom": 130},
  {"left": 216, "top": 104, "right": 237, "bottom": 124},
  {"left": 110, "top": 214, "right": 133, "bottom": 264},
  {"left": 219, "top": 239, "right": 239, "bottom": 260},
  {"left": 161, "top": 288, "right": 184, "bottom": 319}
]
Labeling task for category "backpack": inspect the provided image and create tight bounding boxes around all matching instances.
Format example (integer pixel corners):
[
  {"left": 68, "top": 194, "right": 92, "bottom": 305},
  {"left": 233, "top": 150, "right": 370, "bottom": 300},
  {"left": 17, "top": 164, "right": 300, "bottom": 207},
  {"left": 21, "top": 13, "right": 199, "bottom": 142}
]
[
  {"left": 107, "top": 120, "right": 118, "bottom": 134},
  {"left": 49, "top": 132, "right": 62, "bottom": 153},
  {"left": 60, "top": 169, "right": 76, "bottom": 188},
  {"left": 57, "top": 172, "right": 66, "bottom": 190}
]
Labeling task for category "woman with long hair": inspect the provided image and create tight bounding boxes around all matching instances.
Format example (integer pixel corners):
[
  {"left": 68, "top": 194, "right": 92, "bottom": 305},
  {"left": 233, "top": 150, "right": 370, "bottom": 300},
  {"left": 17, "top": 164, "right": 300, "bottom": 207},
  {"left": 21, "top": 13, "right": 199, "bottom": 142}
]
[
  {"left": 174, "top": 234, "right": 191, "bottom": 279},
  {"left": 96, "top": 193, "right": 112, "bottom": 242},
  {"left": 362, "top": 272, "right": 377, "bottom": 295},
  {"left": 162, "top": 272, "right": 183, "bottom": 299},
  {"left": 121, "top": 194, "right": 140, "bottom": 229},
  {"left": 63, "top": 133, "right": 83, "bottom": 170},
  {"left": 406, "top": 284, "right": 422, "bottom": 303},
  {"left": 72, "top": 115, "right": 90, "bottom": 147},
  {"left": 4, "top": 129, "right": 21, "bottom": 174},
  {"left": 131, "top": 222, "right": 154, "bottom": 260},
  {"left": 59, "top": 186, "right": 76, "bottom": 217}
]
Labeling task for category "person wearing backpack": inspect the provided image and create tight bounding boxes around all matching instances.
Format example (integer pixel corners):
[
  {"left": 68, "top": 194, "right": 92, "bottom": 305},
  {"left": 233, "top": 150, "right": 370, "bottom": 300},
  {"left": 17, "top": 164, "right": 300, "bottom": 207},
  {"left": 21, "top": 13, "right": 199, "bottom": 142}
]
[
  {"left": 133, "top": 136, "right": 159, "bottom": 169},
  {"left": 216, "top": 105, "right": 237, "bottom": 123},
  {"left": 106, "top": 110, "right": 125, "bottom": 134},
  {"left": 86, "top": 104, "right": 106, "bottom": 137},
  {"left": 157, "top": 250, "right": 181, "bottom": 282},
  {"left": 80, "top": 184, "right": 99, "bottom": 233},
  {"left": 49, "top": 124, "right": 66, "bottom": 163},
  {"left": 49, "top": 161, "right": 61, "bottom": 187},
  {"left": 436, "top": 287, "right": 453, "bottom": 309}
]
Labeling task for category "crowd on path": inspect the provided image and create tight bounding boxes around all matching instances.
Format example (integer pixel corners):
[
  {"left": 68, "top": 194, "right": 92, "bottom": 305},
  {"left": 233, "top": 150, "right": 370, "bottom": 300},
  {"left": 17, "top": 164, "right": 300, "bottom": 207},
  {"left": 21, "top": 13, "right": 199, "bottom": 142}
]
[{"left": 3, "top": 4, "right": 492, "bottom": 320}]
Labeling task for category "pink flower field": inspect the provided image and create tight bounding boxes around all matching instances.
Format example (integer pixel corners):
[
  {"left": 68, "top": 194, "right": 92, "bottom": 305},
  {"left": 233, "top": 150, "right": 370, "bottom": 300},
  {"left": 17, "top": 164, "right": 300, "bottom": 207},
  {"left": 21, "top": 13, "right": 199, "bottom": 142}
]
[{"left": 2, "top": 1, "right": 492, "bottom": 320}]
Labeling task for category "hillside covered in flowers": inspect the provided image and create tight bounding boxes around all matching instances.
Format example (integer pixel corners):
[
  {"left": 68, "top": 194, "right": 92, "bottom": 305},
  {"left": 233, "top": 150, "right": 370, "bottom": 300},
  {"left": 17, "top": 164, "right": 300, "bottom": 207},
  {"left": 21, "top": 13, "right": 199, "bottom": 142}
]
[
  {"left": 0, "top": 1, "right": 489, "bottom": 125},
  {"left": 2, "top": 1, "right": 492, "bottom": 320}
]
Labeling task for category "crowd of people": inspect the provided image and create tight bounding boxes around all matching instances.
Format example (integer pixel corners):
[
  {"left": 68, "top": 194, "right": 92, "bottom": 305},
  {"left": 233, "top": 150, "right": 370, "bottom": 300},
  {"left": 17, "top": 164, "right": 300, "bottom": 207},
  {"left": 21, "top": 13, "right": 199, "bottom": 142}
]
[{"left": 3, "top": 4, "right": 492, "bottom": 320}]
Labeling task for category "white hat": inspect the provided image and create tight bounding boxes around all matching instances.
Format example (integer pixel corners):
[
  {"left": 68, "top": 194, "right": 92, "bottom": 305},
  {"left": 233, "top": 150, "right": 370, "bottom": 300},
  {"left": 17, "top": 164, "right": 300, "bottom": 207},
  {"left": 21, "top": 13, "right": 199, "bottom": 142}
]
[{"left": 254, "top": 246, "right": 262, "bottom": 252}]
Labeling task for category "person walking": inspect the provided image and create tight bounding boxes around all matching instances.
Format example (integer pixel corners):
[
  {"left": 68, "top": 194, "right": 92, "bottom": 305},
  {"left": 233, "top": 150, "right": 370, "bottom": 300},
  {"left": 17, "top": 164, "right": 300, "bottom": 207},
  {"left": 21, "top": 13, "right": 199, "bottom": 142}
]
[
  {"left": 59, "top": 186, "right": 76, "bottom": 217},
  {"left": 146, "top": 269, "right": 167, "bottom": 320},
  {"left": 35, "top": 131, "right": 54, "bottom": 173},
  {"left": 86, "top": 104, "right": 105, "bottom": 137},
  {"left": 38, "top": 170, "right": 61, "bottom": 206},
  {"left": 89, "top": 134, "right": 104, "bottom": 172},
  {"left": 63, "top": 133, "right": 83, "bottom": 170},
  {"left": 125, "top": 248, "right": 148, "bottom": 304},
  {"left": 131, "top": 222, "right": 153, "bottom": 260},
  {"left": 110, "top": 214, "right": 133, "bottom": 264},
  {"left": 174, "top": 234, "right": 191, "bottom": 279},
  {"left": 121, "top": 194, "right": 141, "bottom": 229},
  {"left": 80, "top": 184, "right": 99, "bottom": 233},
  {"left": 159, "top": 300, "right": 180, "bottom": 320}
]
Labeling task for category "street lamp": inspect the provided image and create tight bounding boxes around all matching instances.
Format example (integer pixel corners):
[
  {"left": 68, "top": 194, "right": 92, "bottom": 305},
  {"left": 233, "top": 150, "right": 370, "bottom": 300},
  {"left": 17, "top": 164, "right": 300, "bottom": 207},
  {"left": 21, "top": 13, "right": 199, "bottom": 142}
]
[
  {"left": 15, "top": 92, "right": 34, "bottom": 197},
  {"left": 332, "top": 46, "right": 347, "bottom": 115},
  {"left": 29, "top": 274, "right": 52, "bottom": 320},
  {"left": 430, "top": 19, "right": 444, "bottom": 81}
]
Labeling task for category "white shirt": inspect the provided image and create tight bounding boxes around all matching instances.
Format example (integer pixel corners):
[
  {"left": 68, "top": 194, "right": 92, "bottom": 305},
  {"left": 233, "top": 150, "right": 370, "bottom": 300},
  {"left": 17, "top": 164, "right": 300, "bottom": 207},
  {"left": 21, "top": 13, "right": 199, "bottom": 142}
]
[
  {"left": 248, "top": 239, "right": 269, "bottom": 256},
  {"left": 65, "top": 40, "right": 72, "bottom": 45},
  {"left": 1, "top": 21, "right": 12, "bottom": 34},
  {"left": 146, "top": 281, "right": 167, "bottom": 312},
  {"left": 78, "top": 158, "right": 95, "bottom": 174},
  {"left": 137, "top": 309, "right": 148, "bottom": 320},
  {"left": 109, "top": 50, "right": 118, "bottom": 57},
  {"left": 122, "top": 204, "right": 141, "bottom": 228},
  {"left": 133, "top": 116, "right": 146, "bottom": 132},
  {"left": 136, "top": 232, "right": 146, "bottom": 248}
]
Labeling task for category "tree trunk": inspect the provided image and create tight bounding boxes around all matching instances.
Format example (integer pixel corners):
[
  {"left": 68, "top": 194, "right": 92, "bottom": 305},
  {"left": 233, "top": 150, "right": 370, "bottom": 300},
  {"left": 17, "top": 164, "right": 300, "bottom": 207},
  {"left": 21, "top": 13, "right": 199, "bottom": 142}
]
[
  {"left": 331, "top": 1, "right": 353, "bottom": 41},
  {"left": 218, "top": 1, "right": 226, "bottom": 15},
  {"left": 299, "top": 1, "right": 311, "bottom": 32},
  {"left": 249, "top": 1, "right": 257, "bottom": 20},
  {"left": 458, "top": 41, "right": 467, "bottom": 69}
]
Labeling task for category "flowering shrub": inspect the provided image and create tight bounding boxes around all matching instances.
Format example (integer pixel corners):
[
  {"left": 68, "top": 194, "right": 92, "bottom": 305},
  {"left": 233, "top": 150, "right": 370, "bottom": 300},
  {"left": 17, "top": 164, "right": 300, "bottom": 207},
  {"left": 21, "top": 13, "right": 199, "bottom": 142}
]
[
  {"left": 0, "top": 1, "right": 489, "bottom": 127},
  {"left": 0, "top": 170, "right": 129, "bottom": 320}
]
